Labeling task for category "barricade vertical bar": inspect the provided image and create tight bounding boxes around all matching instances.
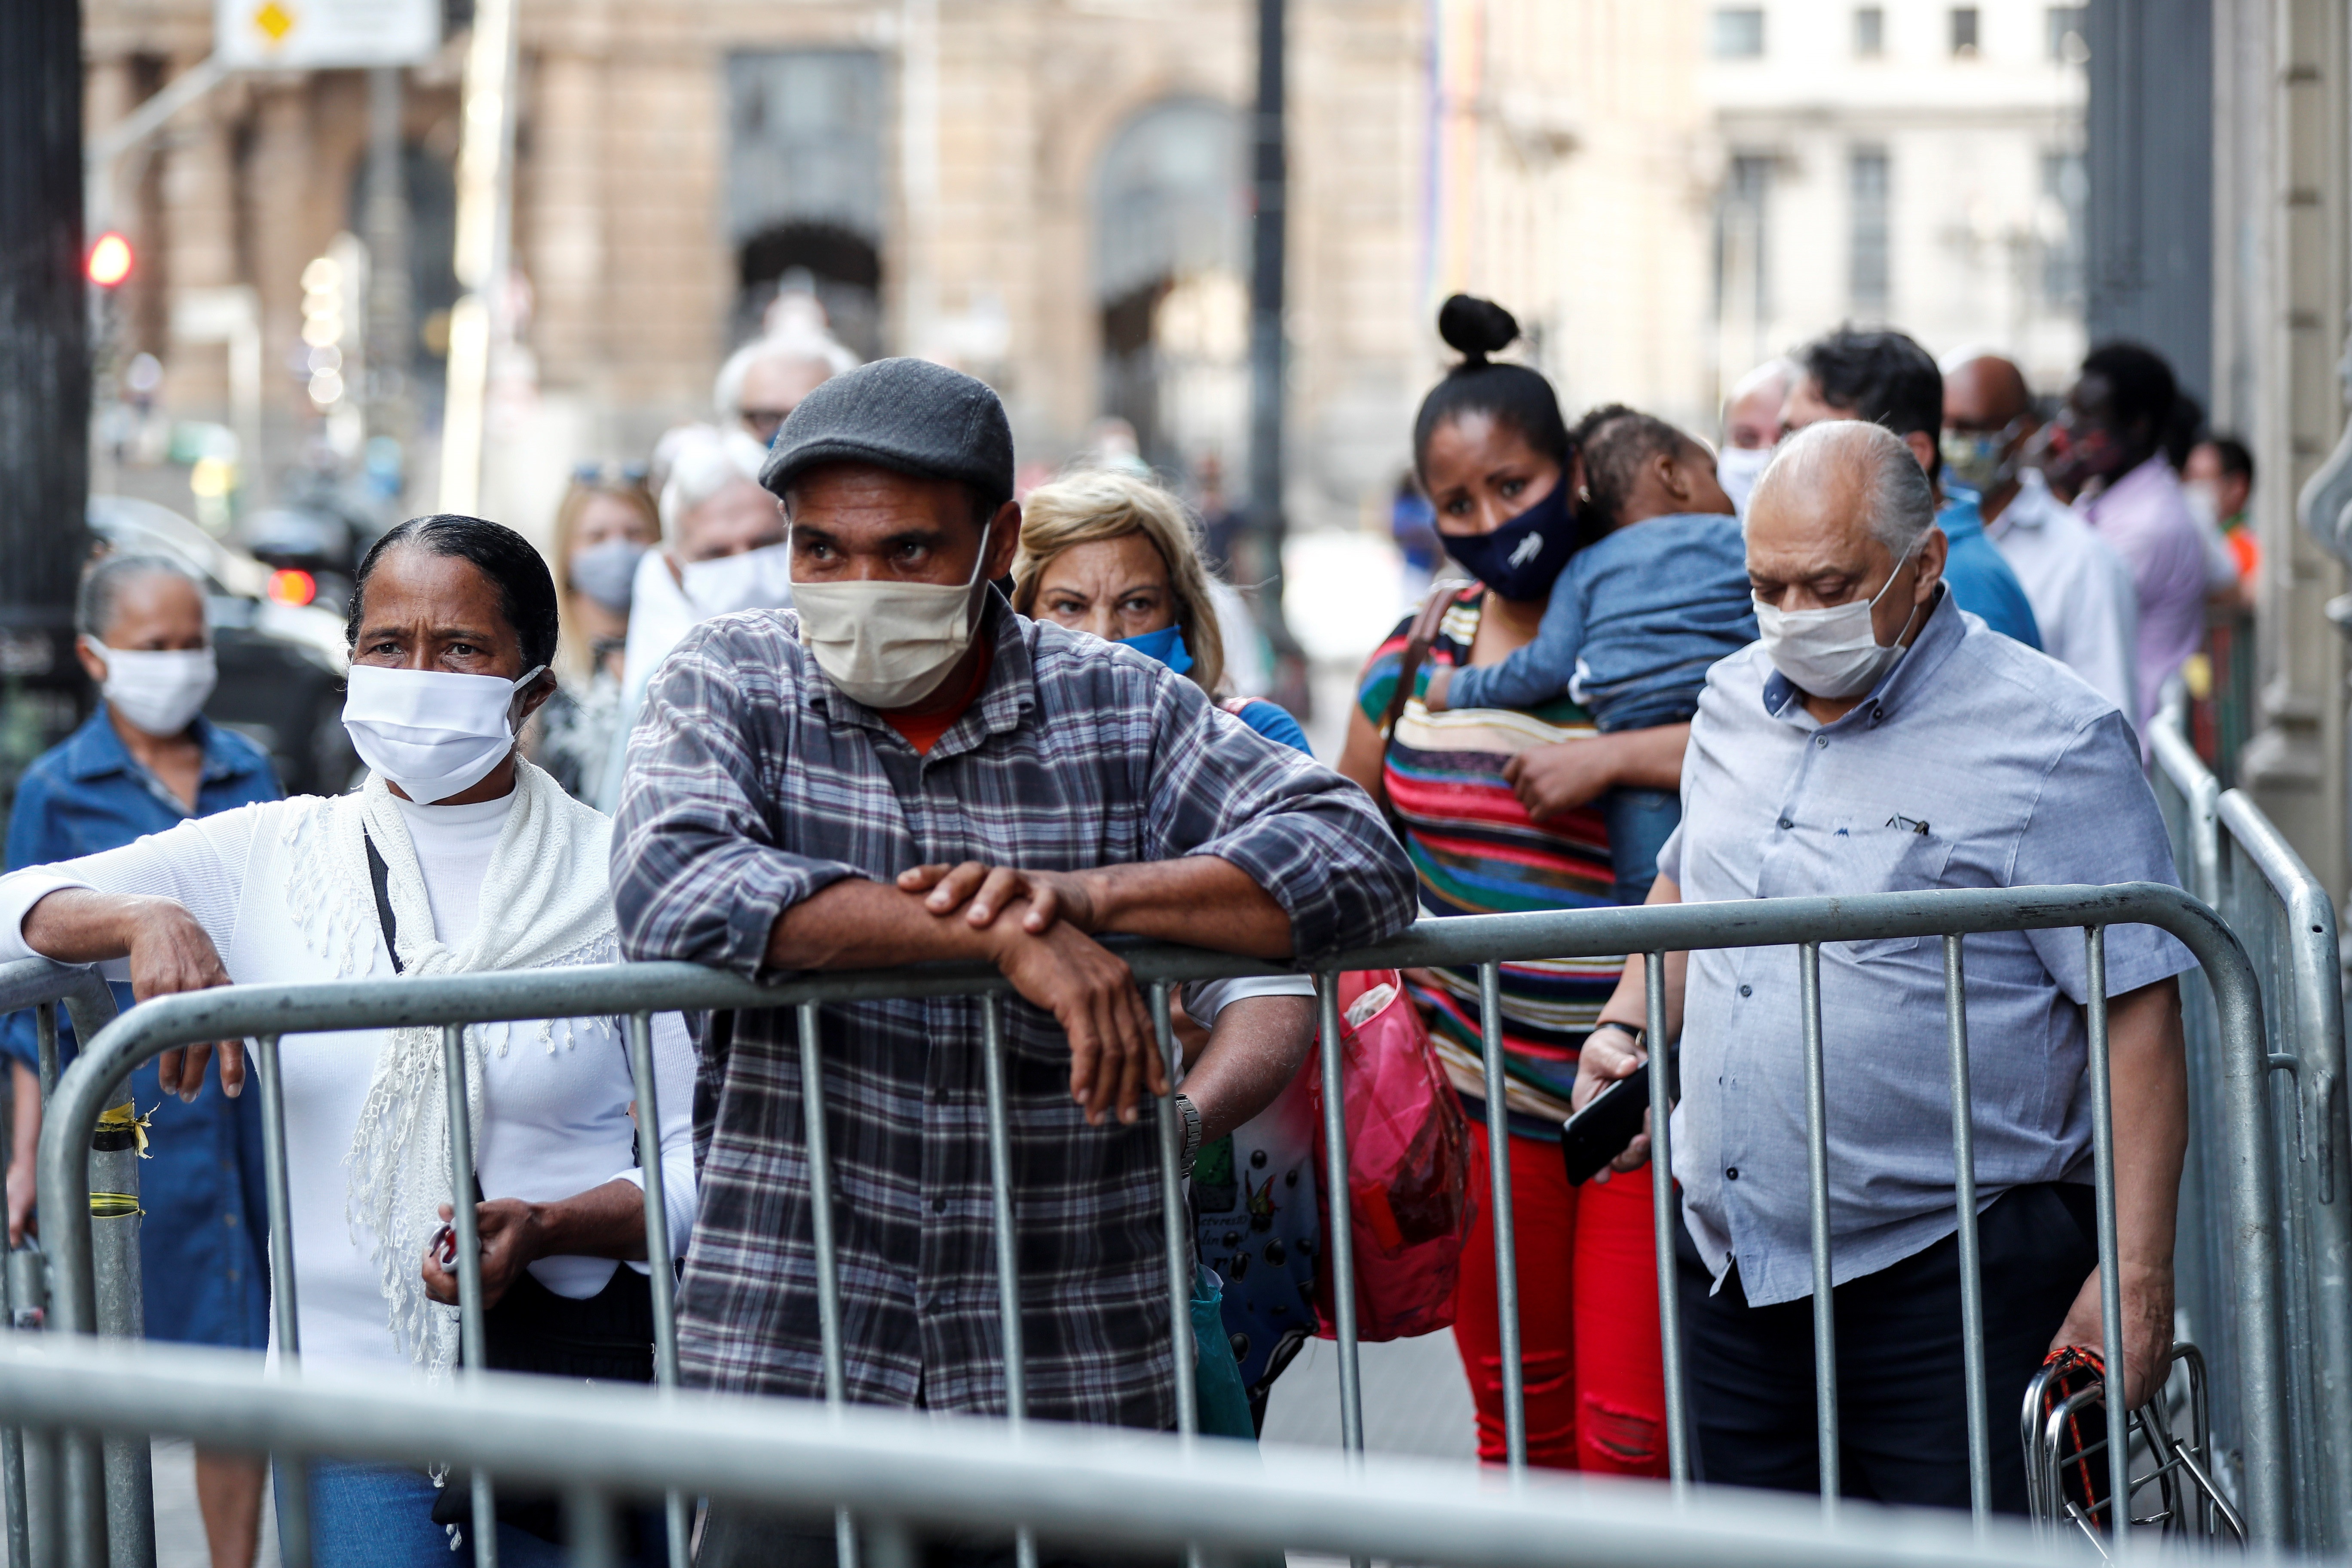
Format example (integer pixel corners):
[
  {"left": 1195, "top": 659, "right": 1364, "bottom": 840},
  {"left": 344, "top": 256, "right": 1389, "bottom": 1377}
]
[
  {"left": 1644, "top": 952, "right": 1690, "bottom": 1492},
  {"left": 34, "top": 1007, "right": 55, "bottom": 1101},
  {"left": 2, "top": 1244, "right": 28, "bottom": 1568},
  {"left": 1315, "top": 973, "right": 1363, "bottom": 1459},
  {"left": 1151, "top": 984, "right": 1200, "bottom": 1442},
  {"left": 1476, "top": 963, "right": 1525, "bottom": 1477},
  {"left": 440, "top": 1024, "right": 496, "bottom": 1568},
  {"left": 976, "top": 998, "right": 1034, "bottom": 1568},
  {"left": 254, "top": 1036, "right": 312, "bottom": 1568},
  {"left": 1797, "top": 941, "right": 1838, "bottom": 1515},
  {"left": 799, "top": 1002, "right": 858, "bottom": 1568},
  {"left": 1940, "top": 940, "right": 1990, "bottom": 1533},
  {"left": 2082, "top": 928, "right": 2130, "bottom": 1539},
  {"left": 8, "top": 1247, "right": 58, "bottom": 1568},
  {"left": 621, "top": 1014, "right": 689, "bottom": 1568},
  {"left": 561, "top": 1488, "right": 616, "bottom": 1568}
]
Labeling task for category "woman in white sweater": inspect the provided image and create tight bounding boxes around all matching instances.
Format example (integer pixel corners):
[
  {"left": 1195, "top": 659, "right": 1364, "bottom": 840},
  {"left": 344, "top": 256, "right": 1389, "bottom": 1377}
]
[{"left": 0, "top": 516, "right": 693, "bottom": 1568}]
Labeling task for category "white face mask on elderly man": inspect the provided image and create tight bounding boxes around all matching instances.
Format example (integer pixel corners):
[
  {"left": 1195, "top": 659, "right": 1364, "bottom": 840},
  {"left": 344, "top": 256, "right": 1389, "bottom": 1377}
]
[
  {"left": 1752, "top": 535, "right": 1926, "bottom": 699},
  {"left": 680, "top": 541, "right": 796, "bottom": 617},
  {"left": 341, "top": 664, "right": 545, "bottom": 804},
  {"left": 787, "top": 527, "right": 992, "bottom": 711}
]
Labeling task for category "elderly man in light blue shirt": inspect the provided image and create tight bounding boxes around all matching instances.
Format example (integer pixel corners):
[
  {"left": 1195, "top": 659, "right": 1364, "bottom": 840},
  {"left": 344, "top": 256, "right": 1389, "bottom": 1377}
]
[{"left": 1576, "top": 419, "right": 2190, "bottom": 1514}]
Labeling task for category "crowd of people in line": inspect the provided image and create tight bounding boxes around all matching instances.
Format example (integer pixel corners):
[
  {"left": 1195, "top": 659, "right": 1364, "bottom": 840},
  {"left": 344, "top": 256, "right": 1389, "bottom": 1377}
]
[{"left": 0, "top": 281, "right": 2264, "bottom": 1568}]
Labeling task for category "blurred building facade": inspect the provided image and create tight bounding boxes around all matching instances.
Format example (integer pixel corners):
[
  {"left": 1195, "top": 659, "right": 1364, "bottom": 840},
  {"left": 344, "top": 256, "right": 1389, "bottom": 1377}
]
[
  {"left": 83, "top": 0, "right": 1716, "bottom": 550},
  {"left": 1699, "top": 0, "right": 2090, "bottom": 399}
]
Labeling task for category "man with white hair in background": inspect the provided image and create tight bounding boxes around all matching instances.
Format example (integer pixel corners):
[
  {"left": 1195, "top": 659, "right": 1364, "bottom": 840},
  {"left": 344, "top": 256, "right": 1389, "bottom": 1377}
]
[
  {"left": 1716, "top": 357, "right": 1795, "bottom": 516},
  {"left": 597, "top": 431, "right": 788, "bottom": 810},
  {"left": 1573, "top": 420, "right": 2190, "bottom": 1513},
  {"left": 1941, "top": 350, "right": 2139, "bottom": 718},
  {"left": 715, "top": 326, "right": 859, "bottom": 456}
]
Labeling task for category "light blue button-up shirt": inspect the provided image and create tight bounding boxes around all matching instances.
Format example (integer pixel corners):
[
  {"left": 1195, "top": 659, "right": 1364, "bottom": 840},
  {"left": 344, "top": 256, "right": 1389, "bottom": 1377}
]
[{"left": 1660, "top": 588, "right": 2190, "bottom": 1305}]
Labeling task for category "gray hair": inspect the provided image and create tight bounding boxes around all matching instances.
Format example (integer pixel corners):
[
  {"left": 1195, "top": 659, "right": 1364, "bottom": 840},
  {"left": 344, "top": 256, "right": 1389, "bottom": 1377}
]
[
  {"left": 713, "top": 331, "right": 860, "bottom": 419},
  {"left": 658, "top": 429, "right": 766, "bottom": 537},
  {"left": 1750, "top": 420, "right": 1935, "bottom": 555},
  {"left": 77, "top": 553, "right": 205, "bottom": 643}
]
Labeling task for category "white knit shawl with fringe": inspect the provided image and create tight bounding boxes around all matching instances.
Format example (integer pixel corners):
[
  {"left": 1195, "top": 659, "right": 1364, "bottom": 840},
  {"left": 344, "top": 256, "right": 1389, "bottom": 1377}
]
[{"left": 281, "top": 760, "right": 618, "bottom": 1378}]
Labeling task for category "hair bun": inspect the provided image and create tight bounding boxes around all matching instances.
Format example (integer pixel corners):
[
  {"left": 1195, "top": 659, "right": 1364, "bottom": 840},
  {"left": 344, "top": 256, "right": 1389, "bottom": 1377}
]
[{"left": 1437, "top": 294, "right": 1520, "bottom": 364}]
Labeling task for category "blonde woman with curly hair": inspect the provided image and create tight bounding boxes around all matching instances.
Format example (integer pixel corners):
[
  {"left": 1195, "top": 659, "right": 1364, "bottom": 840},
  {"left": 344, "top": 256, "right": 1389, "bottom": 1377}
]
[
  {"left": 1011, "top": 463, "right": 1320, "bottom": 1426},
  {"left": 1012, "top": 466, "right": 1309, "bottom": 753}
]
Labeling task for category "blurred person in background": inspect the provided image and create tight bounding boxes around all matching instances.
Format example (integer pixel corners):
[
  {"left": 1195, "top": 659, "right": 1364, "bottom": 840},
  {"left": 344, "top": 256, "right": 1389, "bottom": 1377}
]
[
  {"left": 1011, "top": 463, "right": 1319, "bottom": 1423},
  {"left": 1783, "top": 328, "right": 2043, "bottom": 651},
  {"left": 0, "top": 517, "right": 695, "bottom": 1568},
  {"left": 1391, "top": 471, "right": 1445, "bottom": 601},
  {"left": 1717, "top": 357, "right": 1795, "bottom": 517},
  {"left": 599, "top": 432, "right": 786, "bottom": 811},
  {"left": 530, "top": 466, "right": 662, "bottom": 803},
  {"left": 714, "top": 327, "right": 858, "bottom": 456},
  {"left": 2040, "top": 343, "right": 2209, "bottom": 740},
  {"left": 1940, "top": 352, "right": 2138, "bottom": 717},
  {"left": 5, "top": 553, "right": 279, "bottom": 1568},
  {"left": 2187, "top": 435, "right": 2260, "bottom": 610},
  {"left": 1336, "top": 295, "right": 1676, "bottom": 1477},
  {"left": 2166, "top": 394, "right": 2245, "bottom": 604}
]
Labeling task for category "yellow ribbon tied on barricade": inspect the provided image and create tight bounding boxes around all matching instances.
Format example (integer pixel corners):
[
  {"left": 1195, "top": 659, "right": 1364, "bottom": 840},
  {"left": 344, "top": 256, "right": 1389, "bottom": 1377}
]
[{"left": 91, "top": 1101, "right": 153, "bottom": 1218}]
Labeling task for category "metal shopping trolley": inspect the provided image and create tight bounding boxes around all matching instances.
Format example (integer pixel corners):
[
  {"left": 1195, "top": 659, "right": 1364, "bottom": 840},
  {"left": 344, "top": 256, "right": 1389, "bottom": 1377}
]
[{"left": 2024, "top": 1342, "right": 2246, "bottom": 1550}]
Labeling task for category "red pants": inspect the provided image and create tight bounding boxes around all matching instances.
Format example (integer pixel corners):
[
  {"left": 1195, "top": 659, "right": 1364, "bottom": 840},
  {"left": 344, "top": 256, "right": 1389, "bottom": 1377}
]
[{"left": 1450, "top": 1118, "right": 1668, "bottom": 1474}]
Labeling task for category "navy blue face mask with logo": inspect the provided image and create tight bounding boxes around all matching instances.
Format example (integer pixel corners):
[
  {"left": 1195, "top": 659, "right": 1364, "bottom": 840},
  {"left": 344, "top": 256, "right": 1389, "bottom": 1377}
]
[{"left": 1439, "top": 476, "right": 1577, "bottom": 603}]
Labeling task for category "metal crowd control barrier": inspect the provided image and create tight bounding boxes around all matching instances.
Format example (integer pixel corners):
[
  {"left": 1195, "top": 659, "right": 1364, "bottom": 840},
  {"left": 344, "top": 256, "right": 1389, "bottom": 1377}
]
[
  {"left": 21, "top": 880, "right": 2296, "bottom": 1568},
  {"left": 0, "top": 1330, "right": 2207, "bottom": 1568},
  {"left": 0, "top": 959, "right": 141, "bottom": 1568},
  {"left": 2151, "top": 692, "right": 2352, "bottom": 1549}
]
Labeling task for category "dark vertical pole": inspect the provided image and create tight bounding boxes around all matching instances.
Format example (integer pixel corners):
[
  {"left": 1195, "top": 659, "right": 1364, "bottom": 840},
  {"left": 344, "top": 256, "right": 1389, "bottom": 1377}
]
[
  {"left": 0, "top": 0, "right": 95, "bottom": 813},
  {"left": 1246, "top": 0, "right": 1309, "bottom": 715}
]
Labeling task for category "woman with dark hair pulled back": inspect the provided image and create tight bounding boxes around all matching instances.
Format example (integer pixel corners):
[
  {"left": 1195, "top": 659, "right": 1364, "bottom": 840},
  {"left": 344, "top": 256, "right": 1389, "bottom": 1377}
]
[{"left": 1337, "top": 294, "right": 1724, "bottom": 1476}]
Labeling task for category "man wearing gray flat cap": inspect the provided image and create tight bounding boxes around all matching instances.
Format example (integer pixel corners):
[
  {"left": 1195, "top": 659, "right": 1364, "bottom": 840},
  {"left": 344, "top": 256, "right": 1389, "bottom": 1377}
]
[{"left": 611, "top": 358, "right": 1415, "bottom": 1561}]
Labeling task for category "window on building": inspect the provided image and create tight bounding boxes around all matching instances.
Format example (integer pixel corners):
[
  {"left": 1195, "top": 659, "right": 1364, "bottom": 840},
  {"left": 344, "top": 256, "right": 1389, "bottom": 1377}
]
[
  {"left": 1712, "top": 8, "right": 1766, "bottom": 58},
  {"left": 2046, "top": 6, "right": 2088, "bottom": 62},
  {"left": 1855, "top": 6, "right": 1884, "bottom": 56},
  {"left": 1849, "top": 148, "right": 1891, "bottom": 315},
  {"left": 2040, "top": 150, "right": 2087, "bottom": 308},
  {"left": 1715, "top": 153, "right": 1772, "bottom": 324},
  {"left": 1951, "top": 6, "right": 1980, "bottom": 55}
]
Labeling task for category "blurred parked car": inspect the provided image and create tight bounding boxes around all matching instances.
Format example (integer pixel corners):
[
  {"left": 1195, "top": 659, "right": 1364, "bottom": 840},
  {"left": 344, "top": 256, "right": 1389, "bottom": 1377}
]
[{"left": 89, "top": 495, "right": 355, "bottom": 796}]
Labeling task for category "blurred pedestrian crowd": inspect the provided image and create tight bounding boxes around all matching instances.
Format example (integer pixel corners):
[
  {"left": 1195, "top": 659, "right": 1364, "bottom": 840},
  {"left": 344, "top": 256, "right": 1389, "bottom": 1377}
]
[{"left": 0, "top": 268, "right": 2249, "bottom": 1566}]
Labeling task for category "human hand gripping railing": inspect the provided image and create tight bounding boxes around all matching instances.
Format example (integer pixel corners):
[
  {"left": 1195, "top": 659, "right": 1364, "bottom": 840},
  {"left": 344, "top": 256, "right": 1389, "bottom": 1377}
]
[{"left": 31, "top": 884, "right": 2293, "bottom": 1563}]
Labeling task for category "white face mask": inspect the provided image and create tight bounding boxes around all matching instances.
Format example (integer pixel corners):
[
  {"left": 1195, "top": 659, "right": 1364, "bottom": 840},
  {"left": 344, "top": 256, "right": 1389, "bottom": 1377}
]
[
  {"left": 85, "top": 640, "right": 217, "bottom": 738},
  {"left": 1718, "top": 444, "right": 1775, "bottom": 518},
  {"left": 1753, "top": 537, "right": 1926, "bottom": 700},
  {"left": 680, "top": 541, "right": 796, "bottom": 617},
  {"left": 788, "top": 528, "right": 992, "bottom": 711},
  {"left": 341, "top": 663, "right": 545, "bottom": 804}
]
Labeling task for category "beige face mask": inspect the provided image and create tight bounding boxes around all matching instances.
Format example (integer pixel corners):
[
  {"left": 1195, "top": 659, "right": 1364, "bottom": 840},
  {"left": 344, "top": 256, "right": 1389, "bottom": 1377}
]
[{"left": 787, "top": 526, "right": 992, "bottom": 710}]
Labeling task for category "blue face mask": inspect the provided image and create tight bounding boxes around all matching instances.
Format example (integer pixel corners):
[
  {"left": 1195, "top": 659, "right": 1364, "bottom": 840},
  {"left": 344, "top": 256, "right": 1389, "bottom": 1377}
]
[
  {"left": 1117, "top": 624, "right": 1194, "bottom": 675},
  {"left": 1439, "top": 476, "right": 1577, "bottom": 603}
]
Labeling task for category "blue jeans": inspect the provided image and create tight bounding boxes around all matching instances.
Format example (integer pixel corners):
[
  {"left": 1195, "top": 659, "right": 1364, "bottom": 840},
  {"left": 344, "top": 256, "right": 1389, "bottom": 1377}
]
[
  {"left": 1604, "top": 787, "right": 1679, "bottom": 907},
  {"left": 276, "top": 1458, "right": 576, "bottom": 1568}
]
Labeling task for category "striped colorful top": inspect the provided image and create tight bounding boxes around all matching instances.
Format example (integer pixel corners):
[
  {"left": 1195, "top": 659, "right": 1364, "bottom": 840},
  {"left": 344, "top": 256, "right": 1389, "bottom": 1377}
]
[{"left": 1356, "top": 584, "right": 1628, "bottom": 1140}]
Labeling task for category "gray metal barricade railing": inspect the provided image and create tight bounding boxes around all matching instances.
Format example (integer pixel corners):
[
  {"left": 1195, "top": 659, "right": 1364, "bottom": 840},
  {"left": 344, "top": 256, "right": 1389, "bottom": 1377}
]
[
  {"left": 25, "top": 880, "right": 2296, "bottom": 1566},
  {"left": 2151, "top": 693, "right": 2352, "bottom": 1549},
  {"left": 0, "top": 959, "right": 137, "bottom": 1568},
  {"left": 0, "top": 1329, "right": 2241, "bottom": 1568}
]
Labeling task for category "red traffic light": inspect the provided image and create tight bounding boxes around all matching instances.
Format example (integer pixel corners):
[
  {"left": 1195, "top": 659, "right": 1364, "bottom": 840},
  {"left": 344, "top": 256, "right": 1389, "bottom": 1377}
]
[
  {"left": 267, "top": 568, "right": 317, "bottom": 607},
  {"left": 87, "top": 232, "right": 133, "bottom": 288}
]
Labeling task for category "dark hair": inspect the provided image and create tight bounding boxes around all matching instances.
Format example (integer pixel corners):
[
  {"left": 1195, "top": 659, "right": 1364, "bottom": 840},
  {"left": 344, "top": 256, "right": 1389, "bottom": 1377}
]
[
  {"left": 2206, "top": 433, "right": 2255, "bottom": 485},
  {"left": 77, "top": 553, "right": 205, "bottom": 642},
  {"left": 347, "top": 514, "right": 562, "bottom": 673},
  {"left": 1571, "top": 404, "right": 1698, "bottom": 533},
  {"left": 2162, "top": 391, "right": 2206, "bottom": 472},
  {"left": 1411, "top": 296, "right": 1573, "bottom": 481},
  {"left": 1797, "top": 326, "right": 1943, "bottom": 439},
  {"left": 2079, "top": 341, "right": 2178, "bottom": 442}
]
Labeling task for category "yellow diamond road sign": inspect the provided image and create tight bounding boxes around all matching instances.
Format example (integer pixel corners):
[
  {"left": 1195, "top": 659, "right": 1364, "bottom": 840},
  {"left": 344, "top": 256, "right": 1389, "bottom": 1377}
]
[
  {"left": 215, "top": 0, "right": 438, "bottom": 67},
  {"left": 251, "top": 1, "right": 294, "bottom": 43}
]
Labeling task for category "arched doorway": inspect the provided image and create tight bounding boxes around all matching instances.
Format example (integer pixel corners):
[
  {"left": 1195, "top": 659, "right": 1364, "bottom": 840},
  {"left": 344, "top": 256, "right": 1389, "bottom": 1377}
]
[
  {"left": 1093, "top": 98, "right": 1246, "bottom": 474},
  {"left": 736, "top": 219, "right": 882, "bottom": 363},
  {"left": 726, "top": 50, "right": 886, "bottom": 361}
]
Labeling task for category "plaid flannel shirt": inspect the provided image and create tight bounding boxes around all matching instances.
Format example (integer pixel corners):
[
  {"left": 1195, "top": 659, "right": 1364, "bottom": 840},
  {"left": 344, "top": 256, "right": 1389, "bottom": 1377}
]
[{"left": 610, "top": 592, "right": 1416, "bottom": 1429}]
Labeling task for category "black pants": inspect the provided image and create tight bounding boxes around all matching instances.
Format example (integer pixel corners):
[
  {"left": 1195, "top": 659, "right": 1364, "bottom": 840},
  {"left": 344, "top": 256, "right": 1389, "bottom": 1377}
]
[{"left": 1678, "top": 1181, "right": 2097, "bottom": 1513}]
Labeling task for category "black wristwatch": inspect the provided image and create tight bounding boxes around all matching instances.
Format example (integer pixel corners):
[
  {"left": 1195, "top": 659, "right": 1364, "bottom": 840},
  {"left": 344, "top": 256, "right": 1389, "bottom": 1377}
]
[
  {"left": 1173, "top": 1092, "right": 1203, "bottom": 1176},
  {"left": 1588, "top": 1021, "right": 1648, "bottom": 1052}
]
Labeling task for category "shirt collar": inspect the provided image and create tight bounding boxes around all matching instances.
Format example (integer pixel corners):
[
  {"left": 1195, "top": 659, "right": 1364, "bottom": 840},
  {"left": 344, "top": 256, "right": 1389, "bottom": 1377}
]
[
  {"left": 2083, "top": 452, "right": 2173, "bottom": 519},
  {"left": 61, "top": 706, "right": 253, "bottom": 784},
  {"left": 1759, "top": 584, "right": 1963, "bottom": 731}
]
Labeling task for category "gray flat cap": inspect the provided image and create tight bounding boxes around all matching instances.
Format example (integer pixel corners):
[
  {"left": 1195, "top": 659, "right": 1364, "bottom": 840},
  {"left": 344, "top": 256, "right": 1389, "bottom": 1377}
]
[{"left": 759, "top": 357, "right": 1014, "bottom": 507}]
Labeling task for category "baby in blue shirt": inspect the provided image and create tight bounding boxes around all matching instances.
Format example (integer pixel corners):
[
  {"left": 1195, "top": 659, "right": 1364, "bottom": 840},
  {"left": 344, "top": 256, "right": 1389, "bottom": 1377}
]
[{"left": 1430, "top": 407, "right": 1758, "bottom": 903}]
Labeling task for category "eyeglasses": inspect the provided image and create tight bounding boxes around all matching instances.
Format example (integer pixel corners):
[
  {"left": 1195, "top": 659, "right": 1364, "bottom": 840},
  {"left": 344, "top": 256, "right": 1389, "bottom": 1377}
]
[
  {"left": 572, "top": 461, "right": 649, "bottom": 487},
  {"left": 740, "top": 410, "right": 790, "bottom": 444}
]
